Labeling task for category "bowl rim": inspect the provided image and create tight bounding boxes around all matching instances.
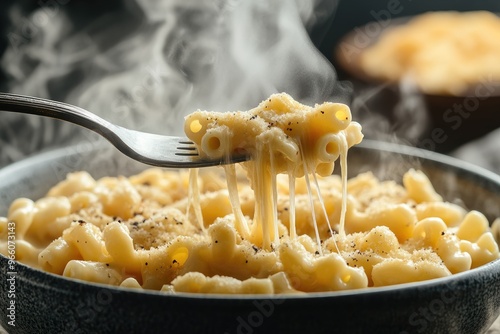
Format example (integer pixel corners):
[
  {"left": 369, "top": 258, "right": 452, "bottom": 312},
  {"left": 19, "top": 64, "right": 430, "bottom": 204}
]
[
  {"left": 1, "top": 139, "right": 499, "bottom": 300},
  {"left": 1, "top": 251, "right": 499, "bottom": 301}
]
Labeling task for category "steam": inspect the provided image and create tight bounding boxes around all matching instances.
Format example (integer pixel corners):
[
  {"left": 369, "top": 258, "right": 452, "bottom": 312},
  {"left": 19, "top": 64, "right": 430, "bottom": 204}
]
[
  {"left": 349, "top": 75, "right": 429, "bottom": 148},
  {"left": 0, "top": 0, "right": 342, "bottom": 165}
]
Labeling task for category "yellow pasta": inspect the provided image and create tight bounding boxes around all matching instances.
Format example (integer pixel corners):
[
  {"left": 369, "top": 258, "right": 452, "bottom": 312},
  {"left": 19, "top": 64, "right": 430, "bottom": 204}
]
[
  {"left": 63, "top": 222, "right": 111, "bottom": 263},
  {"left": 403, "top": 169, "right": 443, "bottom": 203},
  {"left": 102, "top": 221, "right": 143, "bottom": 272},
  {"left": 415, "top": 202, "right": 466, "bottom": 227},
  {"left": 184, "top": 93, "right": 363, "bottom": 178},
  {"left": 63, "top": 260, "right": 122, "bottom": 285},
  {"left": 0, "top": 93, "right": 498, "bottom": 295},
  {"left": 456, "top": 211, "right": 490, "bottom": 242},
  {"left": 47, "top": 171, "right": 96, "bottom": 197},
  {"left": 6, "top": 198, "right": 35, "bottom": 239},
  {"left": 171, "top": 272, "right": 275, "bottom": 295},
  {"left": 39, "top": 237, "right": 81, "bottom": 274},
  {"left": 29, "top": 197, "right": 72, "bottom": 246},
  {"left": 371, "top": 257, "right": 451, "bottom": 286}
]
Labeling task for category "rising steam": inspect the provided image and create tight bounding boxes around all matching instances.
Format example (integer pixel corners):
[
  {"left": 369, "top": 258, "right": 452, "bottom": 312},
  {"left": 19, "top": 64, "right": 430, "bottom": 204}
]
[{"left": 0, "top": 0, "right": 341, "bottom": 166}]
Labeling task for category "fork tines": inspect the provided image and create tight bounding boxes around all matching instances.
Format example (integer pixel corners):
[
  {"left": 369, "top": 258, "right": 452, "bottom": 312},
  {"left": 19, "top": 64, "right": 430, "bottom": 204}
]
[{"left": 176, "top": 140, "right": 199, "bottom": 156}]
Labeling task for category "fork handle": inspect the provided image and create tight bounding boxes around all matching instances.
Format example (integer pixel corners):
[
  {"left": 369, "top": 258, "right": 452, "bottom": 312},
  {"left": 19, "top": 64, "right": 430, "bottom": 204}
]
[{"left": 0, "top": 92, "right": 118, "bottom": 140}]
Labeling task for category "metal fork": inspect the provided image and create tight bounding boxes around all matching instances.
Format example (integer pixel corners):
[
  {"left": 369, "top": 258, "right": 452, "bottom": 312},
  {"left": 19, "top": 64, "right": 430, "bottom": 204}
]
[{"left": 0, "top": 93, "right": 247, "bottom": 168}]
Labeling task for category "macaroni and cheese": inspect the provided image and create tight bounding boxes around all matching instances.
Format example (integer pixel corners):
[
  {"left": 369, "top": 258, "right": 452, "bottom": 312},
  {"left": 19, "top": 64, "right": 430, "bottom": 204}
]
[
  {"left": 0, "top": 93, "right": 498, "bottom": 294},
  {"left": 360, "top": 11, "right": 500, "bottom": 95}
]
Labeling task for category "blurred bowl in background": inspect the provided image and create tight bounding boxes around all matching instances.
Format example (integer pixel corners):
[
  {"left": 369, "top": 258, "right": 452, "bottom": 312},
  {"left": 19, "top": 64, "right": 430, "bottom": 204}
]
[{"left": 333, "top": 12, "right": 500, "bottom": 153}]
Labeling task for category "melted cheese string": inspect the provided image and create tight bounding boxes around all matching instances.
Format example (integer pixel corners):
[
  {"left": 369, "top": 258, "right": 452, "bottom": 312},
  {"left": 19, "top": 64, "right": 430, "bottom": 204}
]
[
  {"left": 187, "top": 168, "right": 205, "bottom": 232},
  {"left": 270, "top": 148, "right": 280, "bottom": 248},
  {"left": 223, "top": 164, "right": 250, "bottom": 239},
  {"left": 299, "top": 142, "right": 323, "bottom": 255},
  {"left": 288, "top": 166, "right": 297, "bottom": 239},
  {"left": 312, "top": 172, "right": 340, "bottom": 253},
  {"left": 338, "top": 132, "right": 348, "bottom": 239},
  {"left": 251, "top": 141, "right": 277, "bottom": 250}
]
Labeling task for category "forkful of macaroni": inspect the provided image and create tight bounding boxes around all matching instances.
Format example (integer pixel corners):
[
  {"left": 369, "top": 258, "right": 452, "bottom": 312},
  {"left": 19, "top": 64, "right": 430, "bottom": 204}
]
[
  {"left": 0, "top": 92, "right": 248, "bottom": 168},
  {"left": 0, "top": 91, "right": 362, "bottom": 250},
  {"left": 184, "top": 93, "right": 363, "bottom": 250}
]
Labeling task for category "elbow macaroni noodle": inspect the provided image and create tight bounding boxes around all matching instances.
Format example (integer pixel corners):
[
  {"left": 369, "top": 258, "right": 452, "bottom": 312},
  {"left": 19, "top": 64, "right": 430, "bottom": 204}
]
[{"left": 0, "top": 93, "right": 499, "bottom": 294}]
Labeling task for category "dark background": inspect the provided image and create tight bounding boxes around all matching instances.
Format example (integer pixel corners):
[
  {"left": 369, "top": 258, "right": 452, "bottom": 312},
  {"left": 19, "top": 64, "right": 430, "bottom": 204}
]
[
  {"left": 2, "top": 0, "right": 500, "bottom": 89},
  {"left": 312, "top": 0, "right": 500, "bottom": 60}
]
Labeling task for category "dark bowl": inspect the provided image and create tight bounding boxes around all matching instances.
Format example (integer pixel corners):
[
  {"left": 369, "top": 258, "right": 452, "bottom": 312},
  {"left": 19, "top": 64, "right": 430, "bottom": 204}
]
[
  {"left": 333, "top": 15, "right": 500, "bottom": 153},
  {"left": 1, "top": 140, "right": 500, "bottom": 334}
]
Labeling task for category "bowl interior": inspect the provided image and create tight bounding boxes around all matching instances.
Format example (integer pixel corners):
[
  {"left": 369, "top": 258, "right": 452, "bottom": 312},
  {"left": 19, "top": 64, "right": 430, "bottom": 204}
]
[{"left": 1, "top": 140, "right": 500, "bottom": 334}]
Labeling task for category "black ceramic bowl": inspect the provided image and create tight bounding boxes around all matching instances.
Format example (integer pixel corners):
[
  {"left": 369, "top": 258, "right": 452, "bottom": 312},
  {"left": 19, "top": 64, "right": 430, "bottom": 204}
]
[{"left": 1, "top": 139, "right": 500, "bottom": 334}]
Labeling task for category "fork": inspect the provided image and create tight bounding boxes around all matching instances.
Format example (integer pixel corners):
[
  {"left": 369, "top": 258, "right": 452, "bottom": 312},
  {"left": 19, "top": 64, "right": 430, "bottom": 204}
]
[{"left": 0, "top": 93, "right": 248, "bottom": 168}]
